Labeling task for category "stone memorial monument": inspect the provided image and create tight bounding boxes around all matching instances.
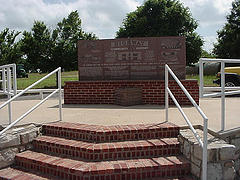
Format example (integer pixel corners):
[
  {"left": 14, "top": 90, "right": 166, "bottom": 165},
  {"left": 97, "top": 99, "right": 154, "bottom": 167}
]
[
  {"left": 78, "top": 37, "right": 186, "bottom": 80},
  {"left": 64, "top": 37, "right": 199, "bottom": 106}
]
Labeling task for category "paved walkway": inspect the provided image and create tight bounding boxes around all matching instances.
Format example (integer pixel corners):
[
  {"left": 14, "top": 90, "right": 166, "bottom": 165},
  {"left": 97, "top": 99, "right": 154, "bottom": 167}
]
[{"left": 0, "top": 95, "right": 240, "bottom": 133}]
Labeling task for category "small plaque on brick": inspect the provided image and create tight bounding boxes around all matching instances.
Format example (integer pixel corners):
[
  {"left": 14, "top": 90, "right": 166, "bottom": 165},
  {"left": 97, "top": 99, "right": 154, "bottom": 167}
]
[{"left": 115, "top": 87, "right": 142, "bottom": 106}]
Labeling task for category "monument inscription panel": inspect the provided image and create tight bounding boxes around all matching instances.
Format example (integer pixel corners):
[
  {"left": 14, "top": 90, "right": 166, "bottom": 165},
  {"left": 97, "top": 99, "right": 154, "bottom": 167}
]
[{"left": 78, "top": 37, "right": 186, "bottom": 80}]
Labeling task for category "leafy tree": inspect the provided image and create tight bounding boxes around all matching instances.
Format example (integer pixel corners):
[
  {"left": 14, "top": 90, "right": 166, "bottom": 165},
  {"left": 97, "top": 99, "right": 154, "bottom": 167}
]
[
  {"left": 52, "top": 10, "right": 97, "bottom": 71},
  {"left": 213, "top": 0, "right": 240, "bottom": 60},
  {"left": 201, "top": 50, "right": 216, "bottom": 58},
  {"left": 20, "top": 11, "right": 97, "bottom": 72},
  {"left": 0, "top": 28, "right": 22, "bottom": 65},
  {"left": 116, "top": 0, "right": 203, "bottom": 65},
  {"left": 20, "top": 21, "right": 53, "bottom": 72}
]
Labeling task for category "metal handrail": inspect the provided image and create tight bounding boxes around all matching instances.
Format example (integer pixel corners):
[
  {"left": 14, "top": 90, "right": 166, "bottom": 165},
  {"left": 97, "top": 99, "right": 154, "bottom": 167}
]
[
  {"left": 0, "top": 89, "right": 64, "bottom": 100},
  {"left": 204, "top": 86, "right": 240, "bottom": 91},
  {"left": 0, "top": 63, "right": 16, "bottom": 68},
  {"left": 0, "top": 67, "right": 62, "bottom": 136},
  {"left": 0, "top": 64, "right": 17, "bottom": 124},
  {"left": 199, "top": 58, "right": 240, "bottom": 131},
  {"left": 165, "top": 64, "right": 208, "bottom": 180},
  {"left": 200, "top": 58, "right": 240, "bottom": 63},
  {"left": 0, "top": 64, "right": 17, "bottom": 96}
]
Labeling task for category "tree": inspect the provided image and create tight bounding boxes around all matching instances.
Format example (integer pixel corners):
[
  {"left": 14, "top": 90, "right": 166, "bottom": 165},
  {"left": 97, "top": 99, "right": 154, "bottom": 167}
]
[
  {"left": 52, "top": 11, "right": 97, "bottom": 71},
  {"left": 213, "top": 0, "right": 240, "bottom": 60},
  {"left": 201, "top": 50, "right": 216, "bottom": 58},
  {"left": 20, "top": 11, "right": 97, "bottom": 72},
  {"left": 0, "top": 28, "right": 22, "bottom": 65},
  {"left": 20, "top": 21, "right": 53, "bottom": 72},
  {"left": 116, "top": 0, "right": 203, "bottom": 65}
]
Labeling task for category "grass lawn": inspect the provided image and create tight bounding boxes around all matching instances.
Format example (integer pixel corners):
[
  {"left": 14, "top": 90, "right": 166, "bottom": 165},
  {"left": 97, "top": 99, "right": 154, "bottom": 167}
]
[
  {"left": 17, "top": 71, "right": 78, "bottom": 90},
  {"left": 186, "top": 74, "right": 218, "bottom": 87},
  {"left": 16, "top": 71, "right": 217, "bottom": 89}
]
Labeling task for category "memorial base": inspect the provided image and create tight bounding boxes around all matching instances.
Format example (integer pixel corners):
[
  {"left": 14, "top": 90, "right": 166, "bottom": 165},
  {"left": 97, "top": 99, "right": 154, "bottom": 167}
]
[{"left": 64, "top": 80, "right": 199, "bottom": 106}]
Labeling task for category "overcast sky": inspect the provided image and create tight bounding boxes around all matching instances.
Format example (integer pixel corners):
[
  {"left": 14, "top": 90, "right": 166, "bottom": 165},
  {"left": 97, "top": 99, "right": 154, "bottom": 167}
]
[{"left": 0, "top": 0, "right": 233, "bottom": 52}]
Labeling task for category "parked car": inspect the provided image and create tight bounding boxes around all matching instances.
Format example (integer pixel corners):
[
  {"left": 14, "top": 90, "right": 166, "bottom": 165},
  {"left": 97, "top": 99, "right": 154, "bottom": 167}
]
[
  {"left": 16, "top": 64, "right": 28, "bottom": 78},
  {"left": 213, "top": 67, "right": 240, "bottom": 87}
]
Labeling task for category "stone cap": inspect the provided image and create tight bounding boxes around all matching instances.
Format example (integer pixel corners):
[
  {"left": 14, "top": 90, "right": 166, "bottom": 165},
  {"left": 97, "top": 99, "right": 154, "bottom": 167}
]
[{"left": 179, "top": 129, "right": 237, "bottom": 162}]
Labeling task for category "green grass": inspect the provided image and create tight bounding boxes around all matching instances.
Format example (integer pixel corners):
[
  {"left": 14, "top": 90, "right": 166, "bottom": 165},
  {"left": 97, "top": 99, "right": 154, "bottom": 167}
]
[
  {"left": 186, "top": 75, "right": 218, "bottom": 87},
  {"left": 17, "top": 71, "right": 78, "bottom": 90},
  {"left": 16, "top": 71, "right": 218, "bottom": 89}
]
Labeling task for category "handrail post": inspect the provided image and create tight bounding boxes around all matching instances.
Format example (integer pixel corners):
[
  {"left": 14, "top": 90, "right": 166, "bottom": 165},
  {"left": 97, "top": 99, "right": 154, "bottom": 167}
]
[
  {"left": 13, "top": 64, "right": 17, "bottom": 95},
  {"left": 7, "top": 67, "right": 12, "bottom": 124},
  {"left": 58, "top": 68, "right": 63, "bottom": 121},
  {"left": 40, "top": 91, "right": 44, "bottom": 100},
  {"left": 165, "top": 64, "right": 169, "bottom": 122},
  {"left": 202, "top": 118, "right": 208, "bottom": 180},
  {"left": 220, "top": 61, "right": 225, "bottom": 131},
  {"left": 2, "top": 68, "right": 6, "bottom": 93},
  {"left": 199, "top": 59, "right": 204, "bottom": 98},
  {"left": 7, "top": 67, "right": 12, "bottom": 93}
]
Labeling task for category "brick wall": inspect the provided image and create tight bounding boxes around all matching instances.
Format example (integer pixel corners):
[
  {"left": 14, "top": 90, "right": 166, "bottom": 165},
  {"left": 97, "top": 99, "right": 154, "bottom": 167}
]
[{"left": 64, "top": 80, "right": 199, "bottom": 105}]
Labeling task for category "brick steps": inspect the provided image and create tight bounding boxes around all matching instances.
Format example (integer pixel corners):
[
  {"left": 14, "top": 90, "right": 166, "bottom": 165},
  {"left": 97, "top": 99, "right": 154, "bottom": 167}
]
[
  {"left": 0, "top": 167, "right": 194, "bottom": 180},
  {"left": 0, "top": 167, "right": 55, "bottom": 180},
  {"left": 42, "top": 122, "right": 179, "bottom": 143},
  {"left": 15, "top": 150, "right": 190, "bottom": 180},
  {"left": 33, "top": 135, "right": 180, "bottom": 161},
  {"left": 0, "top": 122, "right": 192, "bottom": 179}
]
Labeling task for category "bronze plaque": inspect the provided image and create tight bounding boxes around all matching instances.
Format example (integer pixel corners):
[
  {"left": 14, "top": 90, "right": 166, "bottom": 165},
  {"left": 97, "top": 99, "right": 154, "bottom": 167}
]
[{"left": 78, "top": 37, "right": 186, "bottom": 80}]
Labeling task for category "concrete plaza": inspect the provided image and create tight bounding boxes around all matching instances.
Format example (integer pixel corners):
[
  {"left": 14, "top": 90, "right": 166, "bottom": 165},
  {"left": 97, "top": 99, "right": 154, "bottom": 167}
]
[{"left": 1, "top": 95, "right": 240, "bottom": 133}]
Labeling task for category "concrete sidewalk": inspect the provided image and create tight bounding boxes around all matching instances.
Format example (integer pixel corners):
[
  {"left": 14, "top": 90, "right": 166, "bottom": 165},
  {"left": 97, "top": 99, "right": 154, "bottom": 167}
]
[{"left": 0, "top": 96, "right": 240, "bottom": 133}]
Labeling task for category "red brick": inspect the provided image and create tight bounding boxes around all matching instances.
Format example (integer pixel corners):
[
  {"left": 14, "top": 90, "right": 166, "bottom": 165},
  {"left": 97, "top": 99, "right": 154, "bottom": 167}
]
[
  {"left": 42, "top": 122, "right": 179, "bottom": 143},
  {"left": 0, "top": 121, "right": 193, "bottom": 180},
  {"left": 64, "top": 80, "right": 199, "bottom": 106}
]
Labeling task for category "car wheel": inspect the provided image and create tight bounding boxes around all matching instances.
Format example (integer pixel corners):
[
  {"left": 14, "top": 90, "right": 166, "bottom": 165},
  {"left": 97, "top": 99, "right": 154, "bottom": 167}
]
[{"left": 225, "top": 81, "right": 236, "bottom": 87}]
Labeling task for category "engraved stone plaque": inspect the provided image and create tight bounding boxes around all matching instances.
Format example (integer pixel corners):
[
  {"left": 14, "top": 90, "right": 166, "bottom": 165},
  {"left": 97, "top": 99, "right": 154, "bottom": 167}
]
[{"left": 78, "top": 37, "right": 186, "bottom": 80}]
